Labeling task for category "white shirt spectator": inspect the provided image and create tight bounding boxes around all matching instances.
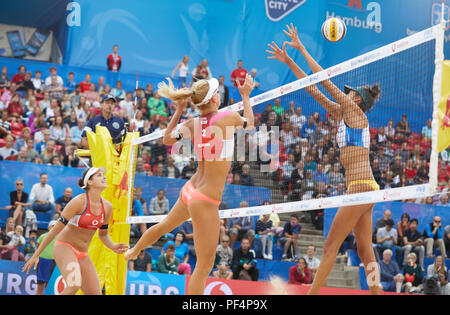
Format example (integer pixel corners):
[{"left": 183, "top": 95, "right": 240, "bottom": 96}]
[
  {"left": 0, "top": 146, "right": 17, "bottom": 159},
  {"left": 7, "top": 231, "right": 25, "bottom": 247},
  {"left": 44, "top": 75, "right": 63, "bottom": 86},
  {"left": 149, "top": 196, "right": 169, "bottom": 215},
  {"left": 29, "top": 183, "right": 55, "bottom": 204},
  {"left": 303, "top": 255, "right": 321, "bottom": 269},
  {"left": 32, "top": 78, "right": 44, "bottom": 90},
  {"left": 120, "top": 99, "right": 135, "bottom": 118}
]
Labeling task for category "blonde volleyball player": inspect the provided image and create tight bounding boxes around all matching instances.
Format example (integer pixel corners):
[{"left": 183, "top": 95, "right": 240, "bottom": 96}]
[
  {"left": 267, "top": 24, "right": 381, "bottom": 295},
  {"left": 22, "top": 167, "right": 129, "bottom": 295},
  {"left": 125, "top": 75, "right": 255, "bottom": 295}
]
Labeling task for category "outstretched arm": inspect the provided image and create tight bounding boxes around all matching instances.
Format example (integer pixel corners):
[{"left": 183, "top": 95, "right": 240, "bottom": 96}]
[
  {"left": 163, "top": 96, "right": 190, "bottom": 146},
  {"left": 266, "top": 41, "right": 342, "bottom": 121}
]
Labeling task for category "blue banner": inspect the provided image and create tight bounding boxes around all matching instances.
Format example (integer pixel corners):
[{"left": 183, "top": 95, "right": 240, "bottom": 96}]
[
  {"left": 63, "top": 0, "right": 449, "bottom": 91},
  {"left": 0, "top": 260, "right": 37, "bottom": 295},
  {"left": 126, "top": 270, "right": 185, "bottom": 295}
]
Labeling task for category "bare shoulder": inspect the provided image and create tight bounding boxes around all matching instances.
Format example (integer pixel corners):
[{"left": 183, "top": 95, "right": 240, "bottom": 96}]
[{"left": 102, "top": 198, "right": 113, "bottom": 210}]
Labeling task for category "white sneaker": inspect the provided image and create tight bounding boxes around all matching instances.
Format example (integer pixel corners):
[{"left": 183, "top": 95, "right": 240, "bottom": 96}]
[
  {"left": 267, "top": 254, "right": 273, "bottom": 260},
  {"left": 263, "top": 254, "right": 269, "bottom": 259}
]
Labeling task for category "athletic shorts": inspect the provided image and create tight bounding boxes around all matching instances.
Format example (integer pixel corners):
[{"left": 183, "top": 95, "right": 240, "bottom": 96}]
[{"left": 37, "top": 257, "right": 56, "bottom": 284}]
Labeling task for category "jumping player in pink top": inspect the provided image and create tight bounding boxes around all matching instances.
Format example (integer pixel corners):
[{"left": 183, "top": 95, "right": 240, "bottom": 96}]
[
  {"left": 125, "top": 74, "right": 255, "bottom": 294},
  {"left": 23, "top": 167, "right": 129, "bottom": 295}
]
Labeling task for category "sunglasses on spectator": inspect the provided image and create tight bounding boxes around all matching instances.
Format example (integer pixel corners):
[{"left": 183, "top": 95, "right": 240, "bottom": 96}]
[{"left": 16, "top": 183, "right": 23, "bottom": 186}]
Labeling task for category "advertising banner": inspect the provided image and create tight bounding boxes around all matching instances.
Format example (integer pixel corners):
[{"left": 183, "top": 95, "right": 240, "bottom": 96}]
[{"left": 0, "top": 260, "right": 37, "bottom": 295}]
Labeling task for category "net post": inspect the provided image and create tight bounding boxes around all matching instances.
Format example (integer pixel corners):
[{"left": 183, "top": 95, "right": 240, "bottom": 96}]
[
  {"left": 430, "top": 16, "right": 446, "bottom": 194},
  {"left": 126, "top": 139, "right": 137, "bottom": 224}
]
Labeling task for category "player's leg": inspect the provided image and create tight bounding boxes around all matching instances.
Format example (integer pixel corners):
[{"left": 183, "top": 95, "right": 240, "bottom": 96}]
[
  {"left": 79, "top": 256, "right": 102, "bottom": 295},
  {"left": 126, "top": 198, "right": 190, "bottom": 259},
  {"left": 53, "top": 242, "right": 83, "bottom": 295},
  {"left": 187, "top": 199, "right": 220, "bottom": 295},
  {"left": 353, "top": 204, "right": 380, "bottom": 295}
]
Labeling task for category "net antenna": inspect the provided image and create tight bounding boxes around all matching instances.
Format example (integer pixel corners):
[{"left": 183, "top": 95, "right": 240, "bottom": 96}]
[{"left": 126, "top": 24, "right": 445, "bottom": 225}]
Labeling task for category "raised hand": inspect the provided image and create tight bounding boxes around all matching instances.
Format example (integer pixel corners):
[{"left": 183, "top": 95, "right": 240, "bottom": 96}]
[
  {"left": 283, "top": 23, "right": 304, "bottom": 51},
  {"left": 266, "top": 41, "right": 291, "bottom": 64},
  {"left": 237, "top": 74, "right": 255, "bottom": 98}
]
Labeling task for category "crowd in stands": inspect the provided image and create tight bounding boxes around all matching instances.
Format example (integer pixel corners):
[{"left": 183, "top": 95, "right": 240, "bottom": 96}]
[
  {"left": 361, "top": 209, "right": 450, "bottom": 294},
  {"left": 1, "top": 57, "right": 450, "bottom": 293}
]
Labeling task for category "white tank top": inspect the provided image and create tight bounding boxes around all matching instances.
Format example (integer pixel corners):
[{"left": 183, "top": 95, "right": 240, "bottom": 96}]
[
  {"left": 336, "top": 119, "right": 370, "bottom": 149},
  {"left": 179, "top": 63, "right": 189, "bottom": 78}
]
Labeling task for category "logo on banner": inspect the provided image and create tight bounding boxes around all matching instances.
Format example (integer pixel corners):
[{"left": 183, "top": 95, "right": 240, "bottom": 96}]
[
  {"left": 432, "top": 2, "right": 449, "bottom": 26},
  {"left": 54, "top": 276, "right": 67, "bottom": 295},
  {"left": 265, "top": 0, "right": 307, "bottom": 22},
  {"left": 204, "top": 281, "right": 233, "bottom": 295}
]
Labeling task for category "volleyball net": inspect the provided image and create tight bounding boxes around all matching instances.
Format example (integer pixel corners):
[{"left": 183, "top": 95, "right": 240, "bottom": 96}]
[{"left": 126, "top": 24, "right": 445, "bottom": 225}]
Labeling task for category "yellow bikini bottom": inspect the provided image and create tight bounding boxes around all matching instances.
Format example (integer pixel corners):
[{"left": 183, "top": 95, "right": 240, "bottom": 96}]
[{"left": 347, "top": 180, "right": 380, "bottom": 191}]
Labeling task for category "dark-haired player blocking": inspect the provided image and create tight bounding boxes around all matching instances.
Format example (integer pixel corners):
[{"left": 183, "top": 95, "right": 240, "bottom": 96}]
[{"left": 267, "top": 23, "right": 382, "bottom": 295}]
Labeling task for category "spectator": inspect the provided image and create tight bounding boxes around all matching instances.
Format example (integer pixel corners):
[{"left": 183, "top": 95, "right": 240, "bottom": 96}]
[
  {"left": 436, "top": 194, "right": 450, "bottom": 207},
  {"left": 301, "top": 116, "right": 316, "bottom": 139},
  {"left": 149, "top": 189, "right": 169, "bottom": 215},
  {"left": 49, "top": 115, "right": 66, "bottom": 145},
  {"left": 162, "top": 231, "right": 191, "bottom": 275},
  {"left": 240, "top": 164, "right": 254, "bottom": 186},
  {"left": 69, "top": 118, "right": 85, "bottom": 147},
  {"left": 402, "top": 218, "right": 425, "bottom": 267},
  {"left": 85, "top": 83, "right": 99, "bottom": 104},
  {"left": 171, "top": 55, "right": 190, "bottom": 87},
  {"left": 397, "top": 213, "right": 410, "bottom": 241},
  {"left": 163, "top": 155, "right": 180, "bottom": 179},
  {"left": 40, "top": 140, "right": 57, "bottom": 164},
  {"left": 192, "top": 59, "right": 212, "bottom": 80},
  {"left": 111, "top": 81, "right": 126, "bottom": 100},
  {"left": 3, "top": 224, "right": 25, "bottom": 262},
  {"left": 35, "top": 220, "right": 57, "bottom": 295},
  {"left": 179, "top": 220, "right": 195, "bottom": 256},
  {"left": 375, "top": 210, "right": 392, "bottom": 230},
  {"left": 290, "top": 106, "right": 307, "bottom": 129},
  {"left": 250, "top": 68, "right": 260, "bottom": 90},
  {"left": 107, "top": 45, "right": 122, "bottom": 72},
  {"left": 422, "top": 119, "right": 432, "bottom": 141},
  {"left": 229, "top": 201, "right": 255, "bottom": 248},
  {"left": 301, "top": 170, "right": 317, "bottom": 200},
  {"left": 81, "top": 95, "right": 125, "bottom": 148},
  {"left": 181, "top": 158, "right": 197, "bottom": 180},
  {"left": 231, "top": 238, "right": 258, "bottom": 281},
  {"left": 150, "top": 137, "right": 168, "bottom": 167},
  {"left": 24, "top": 229, "right": 38, "bottom": 260},
  {"left": 7, "top": 179, "right": 29, "bottom": 226},
  {"left": 218, "top": 75, "right": 229, "bottom": 109},
  {"left": 280, "top": 214, "right": 301, "bottom": 261},
  {"left": 55, "top": 187, "right": 73, "bottom": 217},
  {"left": 148, "top": 91, "right": 167, "bottom": 119},
  {"left": 12, "top": 65, "right": 26, "bottom": 85},
  {"left": 303, "top": 245, "right": 321, "bottom": 282},
  {"left": 44, "top": 67, "right": 63, "bottom": 86},
  {"left": 291, "top": 160, "right": 305, "bottom": 198},
  {"left": 14, "top": 127, "right": 32, "bottom": 152},
  {"left": 403, "top": 252, "right": 423, "bottom": 294},
  {"left": 438, "top": 270, "right": 450, "bottom": 295},
  {"left": 288, "top": 257, "right": 311, "bottom": 285},
  {"left": 44, "top": 75, "right": 64, "bottom": 101},
  {"left": 0, "top": 134, "right": 17, "bottom": 160},
  {"left": 328, "top": 162, "right": 345, "bottom": 191},
  {"left": 426, "top": 255, "right": 447, "bottom": 280},
  {"left": 230, "top": 60, "right": 248, "bottom": 88},
  {"left": 212, "top": 261, "right": 233, "bottom": 279},
  {"left": 64, "top": 72, "right": 76, "bottom": 93},
  {"left": 216, "top": 235, "right": 233, "bottom": 267},
  {"left": 376, "top": 219, "right": 402, "bottom": 266},
  {"left": 158, "top": 243, "right": 179, "bottom": 275},
  {"left": 131, "top": 191, "right": 146, "bottom": 237},
  {"left": 255, "top": 214, "right": 273, "bottom": 259},
  {"left": 129, "top": 249, "right": 152, "bottom": 272},
  {"left": 29, "top": 173, "right": 56, "bottom": 219},
  {"left": 31, "top": 70, "right": 43, "bottom": 91},
  {"left": 272, "top": 98, "right": 284, "bottom": 117},
  {"left": 24, "top": 139, "right": 39, "bottom": 162},
  {"left": 0, "top": 66, "right": 11, "bottom": 89},
  {"left": 423, "top": 216, "right": 447, "bottom": 258},
  {"left": 0, "top": 218, "right": 15, "bottom": 259},
  {"left": 444, "top": 225, "right": 450, "bottom": 258},
  {"left": 312, "top": 163, "right": 328, "bottom": 185},
  {"left": 396, "top": 114, "right": 410, "bottom": 138},
  {"left": 378, "top": 249, "right": 404, "bottom": 293}
]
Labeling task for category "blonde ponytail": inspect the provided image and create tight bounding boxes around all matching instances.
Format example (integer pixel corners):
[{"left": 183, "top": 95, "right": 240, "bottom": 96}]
[{"left": 157, "top": 78, "right": 193, "bottom": 101}]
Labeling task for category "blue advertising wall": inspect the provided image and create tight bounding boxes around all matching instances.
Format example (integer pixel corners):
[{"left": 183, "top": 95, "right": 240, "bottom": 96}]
[
  {"left": 0, "top": 160, "right": 270, "bottom": 217},
  {"left": 324, "top": 201, "right": 450, "bottom": 237},
  {"left": 0, "top": 260, "right": 37, "bottom": 295},
  {"left": 63, "top": 0, "right": 450, "bottom": 91}
]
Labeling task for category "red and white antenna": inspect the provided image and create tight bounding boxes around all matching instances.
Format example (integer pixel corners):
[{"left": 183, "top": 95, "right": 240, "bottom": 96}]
[{"left": 132, "top": 72, "right": 139, "bottom": 132}]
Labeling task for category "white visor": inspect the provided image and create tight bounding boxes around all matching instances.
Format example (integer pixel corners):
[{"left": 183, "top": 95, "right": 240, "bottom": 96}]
[
  {"left": 81, "top": 166, "right": 106, "bottom": 189},
  {"left": 193, "top": 78, "right": 219, "bottom": 106}
]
